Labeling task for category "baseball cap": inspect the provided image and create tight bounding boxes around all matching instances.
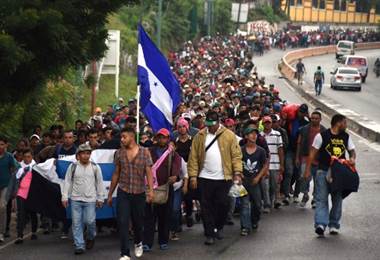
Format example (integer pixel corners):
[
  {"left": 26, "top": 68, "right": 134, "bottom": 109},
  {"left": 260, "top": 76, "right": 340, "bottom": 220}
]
[
  {"left": 270, "top": 114, "right": 281, "bottom": 122},
  {"left": 29, "top": 134, "right": 40, "bottom": 141},
  {"left": 244, "top": 127, "right": 259, "bottom": 136},
  {"left": 156, "top": 128, "right": 170, "bottom": 137},
  {"left": 224, "top": 118, "right": 235, "bottom": 127},
  {"left": 118, "top": 97, "right": 124, "bottom": 102},
  {"left": 205, "top": 111, "right": 219, "bottom": 127},
  {"left": 299, "top": 103, "right": 309, "bottom": 114},
  {"left": 181, "top": 113, "right": 192, "bottom": 120},
  {"left": 76, "top": 143, "right": 92, "bottom": 154},
  {"left": 262, "top": 116, "right": 272, "bottom": 123}
]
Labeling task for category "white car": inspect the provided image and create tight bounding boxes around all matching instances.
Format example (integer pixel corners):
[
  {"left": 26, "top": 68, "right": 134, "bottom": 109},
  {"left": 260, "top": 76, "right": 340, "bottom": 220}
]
[{"left": 330, "top": 67, "right": 362, "bottom": 91}]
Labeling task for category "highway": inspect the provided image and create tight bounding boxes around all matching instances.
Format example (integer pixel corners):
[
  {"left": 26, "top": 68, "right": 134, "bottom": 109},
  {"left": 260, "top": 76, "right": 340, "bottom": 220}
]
[{"left": 299, "top": 49, "right": 380, "bottom": 124}]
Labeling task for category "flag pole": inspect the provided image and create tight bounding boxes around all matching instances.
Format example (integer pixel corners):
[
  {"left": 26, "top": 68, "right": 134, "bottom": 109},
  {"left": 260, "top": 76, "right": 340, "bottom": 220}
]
[
  {"left": 136, "top": 84, "right": 140, "bottom": 144},
  {"left": 136, "top": 0, "right": 144, "bottom": 144}
]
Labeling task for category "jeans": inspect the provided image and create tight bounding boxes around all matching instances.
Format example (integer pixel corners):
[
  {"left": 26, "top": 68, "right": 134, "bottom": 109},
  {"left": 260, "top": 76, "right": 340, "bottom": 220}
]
[
  {"left": 198, "top": 178, "right": 231, "bottom": 238},
  {"left": 260, "top": 177, "right": 271, "bottom": 208},
  {"left": 283, "top": 151, "right": 296, "bottom": 198},
  {"left": 299, "top": 163, "right": 318, "bottom": 198},
  {"left": 269, "top": 170, "right": 280, "bottom": 204},
  {"left": 170, "top": 189, "right": 182, "bottom": 232},
  {"left": 117, "top": 189, "right": 145, "bottom": 257},
  {"left": 0, "top": 187, "right": 8, "bottom": 234},
  {"left": 314, "top": 170, "right": 343, "bottom": 229},
  {"left": 71, "top": 200, "right": 96, "bottom": 250},
  {"left": 16, "top": 196, "right": 38, "bottom": 237},
  {"left": 226, "top": 196, "right": 236, "bottom": 223},
  {"left": 240, "top": 180, "right": 262, "bottom": 230},
  {"left": 315, "top": 80, "right": 323, "bottom": 95}
]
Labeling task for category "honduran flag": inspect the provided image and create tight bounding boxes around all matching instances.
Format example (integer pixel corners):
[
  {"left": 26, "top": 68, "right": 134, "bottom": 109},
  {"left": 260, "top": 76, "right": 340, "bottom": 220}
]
[{"left": 27, "top": 149, "right": 117, "bottom": 220}]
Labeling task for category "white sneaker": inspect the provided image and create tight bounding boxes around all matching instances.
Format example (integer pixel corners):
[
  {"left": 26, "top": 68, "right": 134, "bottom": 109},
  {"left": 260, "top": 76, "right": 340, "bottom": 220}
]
[
  {"left": 135, "top": 242, "right": 143, "bottom": 258},
  {"left": 329, "top": 227, "right": 339, "bottom": 235},
  {"left": 120, "top": 256, "right": 131, "bottom": 260},
  {"left": 0, "top": 233, "right": 4, "bottom": 242}
]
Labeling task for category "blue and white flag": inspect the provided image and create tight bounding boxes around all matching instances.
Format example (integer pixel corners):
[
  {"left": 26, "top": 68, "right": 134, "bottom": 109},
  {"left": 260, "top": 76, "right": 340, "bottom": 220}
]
[
  {"left": 32, "top": 149, "right": 118, "bottom": 219},
  {"left": 138, "top": 24, "right": 181, "bottom": 132}
]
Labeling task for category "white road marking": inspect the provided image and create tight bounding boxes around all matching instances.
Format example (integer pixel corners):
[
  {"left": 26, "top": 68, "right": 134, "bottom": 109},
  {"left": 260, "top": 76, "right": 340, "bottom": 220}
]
[{"left": 0, "top": 232, "right": 32, "bottom": 251}]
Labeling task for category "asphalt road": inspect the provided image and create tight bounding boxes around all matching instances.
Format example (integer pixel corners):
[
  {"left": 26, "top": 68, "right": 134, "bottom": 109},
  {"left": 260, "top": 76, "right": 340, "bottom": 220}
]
[
  {"left": 299, "top": 49, "right": 380, "bottom": 124},
  {"left": 1, "top": 49, "right": 380, "bottom": 260}
]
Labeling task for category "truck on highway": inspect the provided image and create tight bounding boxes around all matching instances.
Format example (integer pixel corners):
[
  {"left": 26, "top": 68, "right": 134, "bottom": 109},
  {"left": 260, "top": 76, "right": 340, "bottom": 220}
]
[
  {"left": 336, "top": 40, "right": 355, "bottom": 60},
  {"left": 340, "top": 55, "right": 368, "bottom": 83}
]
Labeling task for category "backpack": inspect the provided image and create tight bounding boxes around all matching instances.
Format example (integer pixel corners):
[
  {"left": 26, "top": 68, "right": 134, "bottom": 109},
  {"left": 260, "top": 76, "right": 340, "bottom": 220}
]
[
  {"left": 315, "top": 70, "right": 323, "bottom": 81},
  {"left": 70, "top": 162, "right": 98, "bottom": 183}
]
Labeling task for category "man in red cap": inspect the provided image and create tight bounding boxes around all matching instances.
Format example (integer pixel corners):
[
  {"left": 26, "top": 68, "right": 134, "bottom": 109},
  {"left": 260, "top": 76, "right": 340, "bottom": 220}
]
[{"left": 143, "top": 128, "right": 182, "bottom": 252}]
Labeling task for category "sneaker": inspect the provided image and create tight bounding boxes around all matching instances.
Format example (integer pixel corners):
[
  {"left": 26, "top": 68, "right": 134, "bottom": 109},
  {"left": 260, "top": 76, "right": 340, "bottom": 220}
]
[
  {"left": 215, "top": 229, "right": 224, "bottom": 240},
  {"left": 240, "top": 228, "right": 249, "bottom": 236},
  {"left": 300, "top": 194, "right": 309, "bottom": 207},
  {"left": 85, "top": 239, "right": 95, "bottom": 249},
  {"left": 0, "top": 234, "right": 5, "bottom": 243},
  {"left": 274, "top": 201, "right": 282, "bottom": 209},
  {"left": 134, "top": 242, "right": 143, "bottom": 258},
  {"left": 4, "top": 230, "right": 10, "bottom": 238},
  {"left": 315, "top": 225, "right": 325, "bottom": 237},
  {"left": 263, "top": 208, "right": 271, "bottom": 214},
  {"left": 225, "top": 220, "right": 234, "bottom": 225},
  {"left": 282, "top": 197, "right": 290, "bottom": 206},
  {"left": 120, "top": 256, "right": 131, "bottom": 260},
  {"left": 311, "top": 200, "right": 316, "bottom": 209},
  {"left": 204, "top": 237, "right": 215, "bottom": 246},
  {"left": 186, "top": 216, "right": 194, "bottom": 227},
  {"left": 252, "top": 223, "right": 259, "bottom": 230},
  {"left": 60, "top": 232, "right": 68, "bottom": 239},
  {"left": 329, "top": 227, "right": 339, "bottom": 235},
  {"left": 159, "top": 244, "right": 169, "bottom": 250},
  {"left": 15, "top": 237, "right": 24, "bottom": 245},
  {"left": 142, "top": 244, "right": 151, "bottom": 252},
  {"left": 31, "top": 233, "right": 38, "bottom": 240},
  {"left": 170, "top": 232, "right": 180, "bottom": 241},
  {"left": 293, "top": 196, "right": 299, "bottom": 203},
  {"left": 74, "top": 248, "right": 85, "bottom": 255}
]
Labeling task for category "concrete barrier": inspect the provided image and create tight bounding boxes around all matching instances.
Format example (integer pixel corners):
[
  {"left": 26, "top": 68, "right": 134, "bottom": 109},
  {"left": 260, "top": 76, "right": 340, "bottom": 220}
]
[{"left": 279, "top": 42, "right": 380, "bottom": 143}]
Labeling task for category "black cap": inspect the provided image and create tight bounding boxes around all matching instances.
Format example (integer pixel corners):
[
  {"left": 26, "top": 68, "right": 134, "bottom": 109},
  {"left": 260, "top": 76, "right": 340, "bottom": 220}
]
[
  {"left": 205, "top": 111, "right": 219, "bottom": 126},
  {"left": 299, "top": 104, "right": 309, "bottom": 114}
]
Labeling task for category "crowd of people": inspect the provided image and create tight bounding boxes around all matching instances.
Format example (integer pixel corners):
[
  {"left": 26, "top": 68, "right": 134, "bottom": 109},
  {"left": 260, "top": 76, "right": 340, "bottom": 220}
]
[
  {"left": 246, "top": 28, "right": 380, "bottom": 55},
  {"left": 0, "top": 31, "right": 358, "bottom": 260}
]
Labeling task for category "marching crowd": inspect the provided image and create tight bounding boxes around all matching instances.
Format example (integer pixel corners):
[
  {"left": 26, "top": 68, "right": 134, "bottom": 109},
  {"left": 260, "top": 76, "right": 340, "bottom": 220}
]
[
  {"left": 0, "top": 32, "right": 357, "bottom": 260},
  {"left": 247, "top": 28, "right": 380, "bottom": 54}
]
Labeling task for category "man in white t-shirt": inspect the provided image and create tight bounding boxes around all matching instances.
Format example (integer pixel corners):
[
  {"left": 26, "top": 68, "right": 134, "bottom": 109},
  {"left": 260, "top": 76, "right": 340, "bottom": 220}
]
[
  {"left": 304, "top": 114, "right": 356, "bottom": 237},
  {"left": 188, "top": 111, "right": 242, "bottom": 246}
]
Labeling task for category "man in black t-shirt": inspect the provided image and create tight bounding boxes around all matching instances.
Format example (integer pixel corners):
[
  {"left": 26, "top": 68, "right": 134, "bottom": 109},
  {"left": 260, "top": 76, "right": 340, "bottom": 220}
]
[
  {"left": 240, "top": 127, "right": 268, "bottom": 236},
  {"left": 304, "top": 114, "right": 356, "bottom": 237}
]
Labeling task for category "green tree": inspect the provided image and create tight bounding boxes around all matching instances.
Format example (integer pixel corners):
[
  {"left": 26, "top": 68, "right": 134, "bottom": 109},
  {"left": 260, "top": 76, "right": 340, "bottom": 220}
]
[
  {"left": 0, "top": 0, "right": 138, "bottom": 103},
  {"left": 213, "top": 0, "right": 234, "bottom": 35}
]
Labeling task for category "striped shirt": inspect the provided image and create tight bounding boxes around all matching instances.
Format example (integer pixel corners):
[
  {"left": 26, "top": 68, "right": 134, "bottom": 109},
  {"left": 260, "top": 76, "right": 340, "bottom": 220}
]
[{"left": 261, "top": 129, "right": 283, "bottom": 170}]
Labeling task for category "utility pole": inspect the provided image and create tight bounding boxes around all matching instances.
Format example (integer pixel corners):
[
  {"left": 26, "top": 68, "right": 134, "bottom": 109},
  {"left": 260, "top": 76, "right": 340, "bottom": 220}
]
[
  {"left": 157, "top": 0, "right": 163, "bottom": 49},
  {"left": 90, "top": 61, "right": 97, "bottom": 116},
  {"left": 207, "top": 0, "right": 213, "bottom": 36},
  {"left": 236, "top": 0, "right": 242, "bottom": 31}
]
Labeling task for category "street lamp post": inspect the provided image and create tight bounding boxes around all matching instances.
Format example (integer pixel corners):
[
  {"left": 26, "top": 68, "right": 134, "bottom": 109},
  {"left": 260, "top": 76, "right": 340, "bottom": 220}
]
[{"left": 157, "top": 0, "right": 163, "bottom": 49}]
